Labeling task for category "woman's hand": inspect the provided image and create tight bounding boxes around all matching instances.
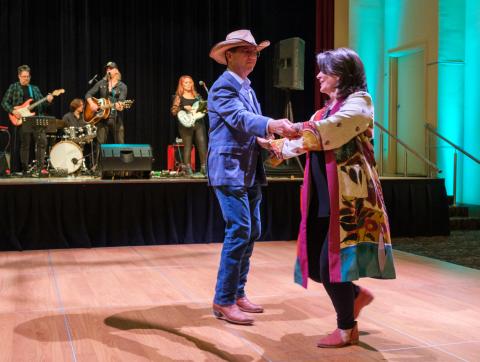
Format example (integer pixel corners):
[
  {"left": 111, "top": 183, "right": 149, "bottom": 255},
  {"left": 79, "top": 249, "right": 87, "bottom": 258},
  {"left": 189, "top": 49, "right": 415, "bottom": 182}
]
[{"left": 256, "top": 137, "right": 272, "bottom": 150}]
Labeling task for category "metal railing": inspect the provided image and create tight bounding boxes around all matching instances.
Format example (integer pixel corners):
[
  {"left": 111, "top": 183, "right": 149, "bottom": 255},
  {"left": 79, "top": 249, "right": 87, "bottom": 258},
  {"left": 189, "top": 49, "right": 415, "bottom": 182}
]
[
  {"left": 425, "top": 123, "right": 480, "bottom": 205},
  {"left": 375, "top": 122, "right": 441, "bottom": 177}
]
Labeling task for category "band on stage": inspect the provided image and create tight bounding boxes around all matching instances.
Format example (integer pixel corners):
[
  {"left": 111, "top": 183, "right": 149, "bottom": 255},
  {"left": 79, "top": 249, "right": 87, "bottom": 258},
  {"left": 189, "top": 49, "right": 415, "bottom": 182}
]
[{"left": 0, "top": 62, "right": 207, "bottom": 178}]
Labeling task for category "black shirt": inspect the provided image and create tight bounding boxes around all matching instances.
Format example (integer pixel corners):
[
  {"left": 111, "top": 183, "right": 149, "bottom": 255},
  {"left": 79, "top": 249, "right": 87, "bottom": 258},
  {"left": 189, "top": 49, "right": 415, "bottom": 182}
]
[
  {"left": 310, "top": 108, "right": 332, "bottom": 218},
  {"left": 62, "top": 112, "right": 87, "bottom": 127},
  {"left": 22, "top": 85, "right": 31, "bottom": 102}
]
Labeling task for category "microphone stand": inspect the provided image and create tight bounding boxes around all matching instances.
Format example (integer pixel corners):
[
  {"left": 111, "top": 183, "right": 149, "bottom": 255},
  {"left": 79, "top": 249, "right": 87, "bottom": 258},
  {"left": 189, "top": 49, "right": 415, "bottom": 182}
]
[
  {"left": 108, "top": 73, "right": 121, "bottom": 145},
  {"left": 199, "top": 81, "right": 209, "bottom": 94}
]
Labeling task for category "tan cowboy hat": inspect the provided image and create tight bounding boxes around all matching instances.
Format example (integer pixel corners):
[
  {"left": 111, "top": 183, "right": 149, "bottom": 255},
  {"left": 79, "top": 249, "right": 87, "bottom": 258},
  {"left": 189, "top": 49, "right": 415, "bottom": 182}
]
[{"left": 209, "top": 29, "right": 270, "bottom": 65}]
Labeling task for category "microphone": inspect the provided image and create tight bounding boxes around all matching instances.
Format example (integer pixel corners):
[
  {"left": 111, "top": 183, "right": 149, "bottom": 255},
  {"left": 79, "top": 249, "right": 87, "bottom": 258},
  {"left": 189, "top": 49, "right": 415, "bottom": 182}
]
[
  {"left": 199, "top": 80, "right": 209, "bottom": 93},
  {"left": 88, "top": 74, "right": 98, "bottom": 85}
]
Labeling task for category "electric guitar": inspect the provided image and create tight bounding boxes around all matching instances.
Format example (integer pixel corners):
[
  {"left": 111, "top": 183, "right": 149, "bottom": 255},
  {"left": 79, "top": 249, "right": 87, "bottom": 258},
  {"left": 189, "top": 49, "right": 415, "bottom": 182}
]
[
  {"left": 9, "top": 89, "right": 65, "bottom": 126},
  {"left": 84, "top": 97, "right": 134, "bottom": 125},
  {"left": 177, "top": 100, "right": 207, "bottom": 128}
]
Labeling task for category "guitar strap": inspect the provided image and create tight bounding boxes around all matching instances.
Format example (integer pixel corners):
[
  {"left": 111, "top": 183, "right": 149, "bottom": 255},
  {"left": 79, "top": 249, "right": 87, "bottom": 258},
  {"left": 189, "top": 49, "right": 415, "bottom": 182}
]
[
  {"left": 28, "top": 85, "right": 33, "bottom": 99},
  {"left": 110, "top": 86, "right": 116, "bottom": 115}
]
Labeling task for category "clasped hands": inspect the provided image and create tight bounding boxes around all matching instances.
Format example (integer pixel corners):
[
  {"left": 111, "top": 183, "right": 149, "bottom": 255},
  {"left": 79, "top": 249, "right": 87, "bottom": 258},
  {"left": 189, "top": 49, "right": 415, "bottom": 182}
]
[{"left": 257, "top": 118, "right": 301, "bottom": 150}]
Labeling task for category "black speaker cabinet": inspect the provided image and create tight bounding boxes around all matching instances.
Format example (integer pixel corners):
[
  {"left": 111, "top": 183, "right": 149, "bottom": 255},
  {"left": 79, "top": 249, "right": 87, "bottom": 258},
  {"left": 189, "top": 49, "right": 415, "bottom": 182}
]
[
  {"left": 100, "top": 144, "right": 153, "bottom": 179},
  {"left": 273, "top": 37, "right": 305, "bottom": 90}
]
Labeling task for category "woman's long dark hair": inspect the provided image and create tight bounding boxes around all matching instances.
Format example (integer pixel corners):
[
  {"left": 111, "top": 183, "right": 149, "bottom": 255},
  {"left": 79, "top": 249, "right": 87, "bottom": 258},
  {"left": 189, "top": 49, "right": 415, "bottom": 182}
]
[{"left": 316, "top": 47, "right": 368, "bottom": 100}]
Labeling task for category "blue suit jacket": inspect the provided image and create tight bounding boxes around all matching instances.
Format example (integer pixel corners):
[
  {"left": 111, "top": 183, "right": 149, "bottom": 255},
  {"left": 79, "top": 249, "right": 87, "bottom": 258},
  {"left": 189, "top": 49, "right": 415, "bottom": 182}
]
[{"left": 207, "top": 71, "right": 270, "bottom": 187}]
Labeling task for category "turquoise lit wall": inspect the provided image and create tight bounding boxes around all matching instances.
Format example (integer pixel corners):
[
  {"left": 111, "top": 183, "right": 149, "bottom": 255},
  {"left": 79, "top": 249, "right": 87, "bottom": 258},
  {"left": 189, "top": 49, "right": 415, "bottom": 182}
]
[
  {"left": 438, "top": 0, "right": 465, "bottom": 201},
  {"left": 347, "top": 0, "right": 480, "bottom": 204},
  {"left": 462, "top": 0, "right": 480, "bottom": 204},
  {"left": 349, "top": 0, "right": 384, "bottom": 158}
]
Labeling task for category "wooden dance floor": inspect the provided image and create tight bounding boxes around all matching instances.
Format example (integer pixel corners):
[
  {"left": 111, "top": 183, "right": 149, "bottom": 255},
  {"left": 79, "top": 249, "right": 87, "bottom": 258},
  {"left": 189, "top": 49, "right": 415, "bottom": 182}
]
[{"left": 1, "top": 241, "right": 479, "bottom": 361}]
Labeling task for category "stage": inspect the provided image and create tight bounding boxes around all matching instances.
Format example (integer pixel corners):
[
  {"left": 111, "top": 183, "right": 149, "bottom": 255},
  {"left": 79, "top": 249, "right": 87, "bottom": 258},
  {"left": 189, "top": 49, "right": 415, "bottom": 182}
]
[
  {"left": 1, "top": 241, "right": 478, "bottom": 360},
  {"left": 0, "top": 176, "right": 449, "bottom": 251}
]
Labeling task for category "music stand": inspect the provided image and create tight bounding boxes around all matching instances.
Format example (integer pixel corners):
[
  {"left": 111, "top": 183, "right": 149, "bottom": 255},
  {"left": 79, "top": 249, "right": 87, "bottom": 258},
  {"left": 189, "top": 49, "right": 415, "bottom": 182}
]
[{"left": 22, "top": 116, "right": 65, "bottom": 134}]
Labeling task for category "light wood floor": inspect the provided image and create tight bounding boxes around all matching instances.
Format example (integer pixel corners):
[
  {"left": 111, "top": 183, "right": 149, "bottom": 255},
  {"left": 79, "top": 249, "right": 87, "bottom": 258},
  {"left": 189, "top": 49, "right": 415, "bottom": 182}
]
[{"left": 0, "top": 241, "right": 479, "bottom": 361}]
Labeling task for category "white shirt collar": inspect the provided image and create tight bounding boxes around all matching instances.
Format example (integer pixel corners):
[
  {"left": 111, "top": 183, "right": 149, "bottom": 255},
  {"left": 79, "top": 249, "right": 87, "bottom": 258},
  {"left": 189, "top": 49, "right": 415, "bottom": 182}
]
[{"left": 227, "top": 70, "right": 251, "bottom": 89}]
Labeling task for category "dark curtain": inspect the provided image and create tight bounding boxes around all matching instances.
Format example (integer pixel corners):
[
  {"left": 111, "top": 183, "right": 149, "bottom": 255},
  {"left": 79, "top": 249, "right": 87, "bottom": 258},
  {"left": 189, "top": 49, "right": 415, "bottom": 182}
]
[
  {"left": 381, "top": 178, "right": 450, "bottom": 237},
  {"left": 0, "top": 178, "right": 449, "bottom": 251},
  {"left": 315, "top": 0, "right": 334, "bottom": 110},
  {"left": 0, "top": 0, "right": 317, "bottom": 170},
  {"left": 0, "top": 181, "right": 302, "bottom": 251}
]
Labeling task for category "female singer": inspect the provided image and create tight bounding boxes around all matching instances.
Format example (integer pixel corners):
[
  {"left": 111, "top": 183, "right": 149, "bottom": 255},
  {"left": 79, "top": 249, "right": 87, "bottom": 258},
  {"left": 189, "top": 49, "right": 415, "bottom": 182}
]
[{"left": 171, "top": 75, "right": 207, "bottom": 176}]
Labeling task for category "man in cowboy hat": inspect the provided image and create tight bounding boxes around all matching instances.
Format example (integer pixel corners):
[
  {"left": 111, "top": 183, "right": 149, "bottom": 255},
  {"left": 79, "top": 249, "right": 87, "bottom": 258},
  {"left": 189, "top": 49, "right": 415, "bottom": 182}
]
[{"left": 208, "top": 29, "right": 298, "bottom": 325}]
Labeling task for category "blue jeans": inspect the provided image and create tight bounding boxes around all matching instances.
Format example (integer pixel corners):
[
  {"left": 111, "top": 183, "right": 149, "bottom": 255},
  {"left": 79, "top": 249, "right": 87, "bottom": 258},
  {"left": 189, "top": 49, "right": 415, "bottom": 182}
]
[{"left": 213, "top": 184, "right": 262, "bottom": 305}]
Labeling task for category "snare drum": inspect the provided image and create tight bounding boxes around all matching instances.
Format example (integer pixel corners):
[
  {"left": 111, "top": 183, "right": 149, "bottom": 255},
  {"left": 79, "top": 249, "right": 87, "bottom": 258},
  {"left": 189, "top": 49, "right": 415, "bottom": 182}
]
[
  {"left": 81, "top": 124, "right": 97, "bottom": 142},
  {"left": 49, "top": 141, "right": 83, "bottom": 174},
  {"left": 63, "top": 126, "right": 82, "bottom": 141}
]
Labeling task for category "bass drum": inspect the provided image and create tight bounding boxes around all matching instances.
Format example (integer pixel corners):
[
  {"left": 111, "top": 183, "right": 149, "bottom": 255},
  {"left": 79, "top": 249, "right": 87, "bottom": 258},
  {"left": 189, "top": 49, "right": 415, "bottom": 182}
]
[{"left": 50, "top": 141, "right": 83, "bottom": 174}]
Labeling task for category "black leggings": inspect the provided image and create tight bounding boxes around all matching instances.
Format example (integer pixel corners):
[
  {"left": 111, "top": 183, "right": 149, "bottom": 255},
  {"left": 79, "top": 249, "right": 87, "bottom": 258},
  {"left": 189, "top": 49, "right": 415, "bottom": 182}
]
[
  {"left": 178, "top": 120, "right": 207, "bottom": 168},
  {"left": 309, "top": 216, "right": 359, "bottom": 330},
  {"left": 320, "top": 232, "right": 360, "bottom": 329}
]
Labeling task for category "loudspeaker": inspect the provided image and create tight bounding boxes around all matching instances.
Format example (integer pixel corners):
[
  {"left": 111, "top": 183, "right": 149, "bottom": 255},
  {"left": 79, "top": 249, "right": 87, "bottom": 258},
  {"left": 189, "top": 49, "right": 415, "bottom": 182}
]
[
  {"left": 273, "top": 37, "right": 305, "bottom": 90},
  {"left": 100, "top": 144, "right": 153, "bottom": 179}
]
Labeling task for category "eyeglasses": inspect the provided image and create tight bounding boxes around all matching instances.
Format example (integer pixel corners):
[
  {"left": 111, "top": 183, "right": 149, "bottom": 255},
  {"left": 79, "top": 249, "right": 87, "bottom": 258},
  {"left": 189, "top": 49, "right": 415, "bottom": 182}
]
[{"left": 234, "top": 47, "right": 261, "bottom": 58}]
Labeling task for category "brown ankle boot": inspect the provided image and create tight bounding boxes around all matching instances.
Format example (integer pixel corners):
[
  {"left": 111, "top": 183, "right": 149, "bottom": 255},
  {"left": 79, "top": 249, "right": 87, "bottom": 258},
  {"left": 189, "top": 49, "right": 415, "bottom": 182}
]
[{"left": 212, "top": 303, "right": 254, "bottom": 325}]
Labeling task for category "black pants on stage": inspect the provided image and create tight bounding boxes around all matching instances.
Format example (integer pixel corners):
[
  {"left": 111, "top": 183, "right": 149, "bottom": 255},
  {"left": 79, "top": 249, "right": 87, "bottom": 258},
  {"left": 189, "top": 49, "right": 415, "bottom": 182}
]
[
  {"left": 19, "top": 126, "right": 47, "bottom": 170},
  {"left": 178, "top": 119, "right": 207, "bottom": 170},
  {"left": 94, "top": 116, "right": 124, "bottom": 168},
  {"left": 96, "top": 116, "right": 124, "bottom": 144},
  {"left": 307, "top": 215, "right": 359, "bottom": 330}
]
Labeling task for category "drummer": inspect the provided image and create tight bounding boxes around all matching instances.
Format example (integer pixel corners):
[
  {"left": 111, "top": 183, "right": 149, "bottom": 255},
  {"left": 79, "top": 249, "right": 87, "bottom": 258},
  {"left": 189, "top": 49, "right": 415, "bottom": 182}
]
[{"left": 62, "top": 98, "right": 87, "bottom": 127}]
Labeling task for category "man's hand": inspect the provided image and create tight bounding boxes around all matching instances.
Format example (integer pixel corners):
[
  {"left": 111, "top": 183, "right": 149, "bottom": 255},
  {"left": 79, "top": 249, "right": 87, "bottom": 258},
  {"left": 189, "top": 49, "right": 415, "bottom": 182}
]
[
  {"left": 12, "top": 110, "right": 21, "bottom": 119},
  {"left": 88, "top": 99, "right": 98, "bottom": 112},
  {"left": 268, "top": 118, "right": 299, "bottom": 138},
  {"left": 46, "top": 94, "right": 54, "bottom": 103},
  {"left": 115, "top": 102, "right": 124, "bottom": 111}
]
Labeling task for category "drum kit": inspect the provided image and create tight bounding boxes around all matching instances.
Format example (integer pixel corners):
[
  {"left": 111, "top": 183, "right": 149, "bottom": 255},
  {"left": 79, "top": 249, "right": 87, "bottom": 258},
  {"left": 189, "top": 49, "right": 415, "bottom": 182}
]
[{"left": 49, "top": 124, "right": 97, "bottom": 175}]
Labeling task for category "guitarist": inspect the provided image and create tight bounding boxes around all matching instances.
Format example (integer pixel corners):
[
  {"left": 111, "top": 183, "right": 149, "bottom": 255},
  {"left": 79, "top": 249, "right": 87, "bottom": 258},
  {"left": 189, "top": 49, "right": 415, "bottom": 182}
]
[
  {"left": 1, "top": 65, "right": 53, "bottom": 175},
  {"left": 85, "top": 61, "right": 128, "bottom": 145},
  {"left": 170, "top": 75, "right": 207, "bottom": 176}
]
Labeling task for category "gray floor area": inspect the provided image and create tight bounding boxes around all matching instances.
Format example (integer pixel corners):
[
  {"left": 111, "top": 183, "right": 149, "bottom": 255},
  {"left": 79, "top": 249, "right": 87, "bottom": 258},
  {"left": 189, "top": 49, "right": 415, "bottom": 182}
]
[{"left": 393, "top": 230, "right": 480, "bottom": 270}]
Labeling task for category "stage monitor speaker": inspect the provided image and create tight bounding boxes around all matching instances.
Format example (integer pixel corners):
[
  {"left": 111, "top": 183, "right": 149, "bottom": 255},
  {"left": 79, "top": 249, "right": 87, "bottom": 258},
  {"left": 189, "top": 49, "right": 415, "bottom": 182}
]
[
  {"left": 273, "top": 37, "right": 305, "bottom": 90},
  {"left": 100, "top": 144, "right": 153, "bottom": 179}
]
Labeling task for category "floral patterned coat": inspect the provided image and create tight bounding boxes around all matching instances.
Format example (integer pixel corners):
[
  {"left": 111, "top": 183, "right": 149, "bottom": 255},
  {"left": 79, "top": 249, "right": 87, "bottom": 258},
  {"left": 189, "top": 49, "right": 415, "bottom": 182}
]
[{"left": 271, "top": 91, "right": 396, "bottom": 287}]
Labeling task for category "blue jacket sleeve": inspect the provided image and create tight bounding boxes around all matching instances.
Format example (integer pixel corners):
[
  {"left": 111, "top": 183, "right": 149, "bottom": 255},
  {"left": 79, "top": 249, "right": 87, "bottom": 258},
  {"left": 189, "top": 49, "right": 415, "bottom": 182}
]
[{"left": 210, "top": 82, "right": 269, "bottom": 137}]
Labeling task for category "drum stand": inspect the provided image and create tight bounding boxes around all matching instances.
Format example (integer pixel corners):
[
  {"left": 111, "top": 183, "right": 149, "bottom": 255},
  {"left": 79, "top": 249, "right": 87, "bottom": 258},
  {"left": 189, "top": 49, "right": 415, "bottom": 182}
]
[{"left": 79, "top": 139, "right": 96, "bottom": 175}]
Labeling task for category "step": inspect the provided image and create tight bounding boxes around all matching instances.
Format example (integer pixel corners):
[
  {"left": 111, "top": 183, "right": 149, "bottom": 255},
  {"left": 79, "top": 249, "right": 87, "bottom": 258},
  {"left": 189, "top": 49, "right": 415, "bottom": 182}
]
[
  {"left": 450, "top": 216, "right": 480, "bottom": 230},
  {"left": 449, "top": 205, "right": 469, "bottom": 217}
]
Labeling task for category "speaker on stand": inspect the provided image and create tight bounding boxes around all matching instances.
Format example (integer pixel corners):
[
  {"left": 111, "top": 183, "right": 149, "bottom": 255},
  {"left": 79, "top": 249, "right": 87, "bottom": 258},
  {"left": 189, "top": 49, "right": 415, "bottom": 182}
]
[{"left": 268, "top": 37, "right": 306, "bottom": 177}]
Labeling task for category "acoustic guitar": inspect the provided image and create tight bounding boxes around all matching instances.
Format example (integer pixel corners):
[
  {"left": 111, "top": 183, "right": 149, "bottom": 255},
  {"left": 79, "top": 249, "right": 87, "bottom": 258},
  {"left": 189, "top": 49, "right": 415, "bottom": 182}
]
[{"left": 84, "top": 97, "right": 134, "bottom": 124}]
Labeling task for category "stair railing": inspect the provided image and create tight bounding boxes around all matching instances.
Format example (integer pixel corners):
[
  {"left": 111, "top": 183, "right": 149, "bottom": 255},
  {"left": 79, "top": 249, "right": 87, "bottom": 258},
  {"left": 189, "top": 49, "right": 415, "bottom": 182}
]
[
  {"left": 375, "top": 122, "right": 441, "bottom": 177},
  {"left": 425, "top": 123, "right": 480, "bottom": 206}
]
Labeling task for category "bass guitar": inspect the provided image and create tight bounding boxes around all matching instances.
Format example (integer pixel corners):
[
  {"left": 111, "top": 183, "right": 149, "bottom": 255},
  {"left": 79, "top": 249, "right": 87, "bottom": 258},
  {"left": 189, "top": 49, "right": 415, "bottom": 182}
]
[
  {"left": 84, "top": 97, "right": 134, "bottom": 125},
  {"left": 9, "top": 89, "right": 65, "bottom": 126}
]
